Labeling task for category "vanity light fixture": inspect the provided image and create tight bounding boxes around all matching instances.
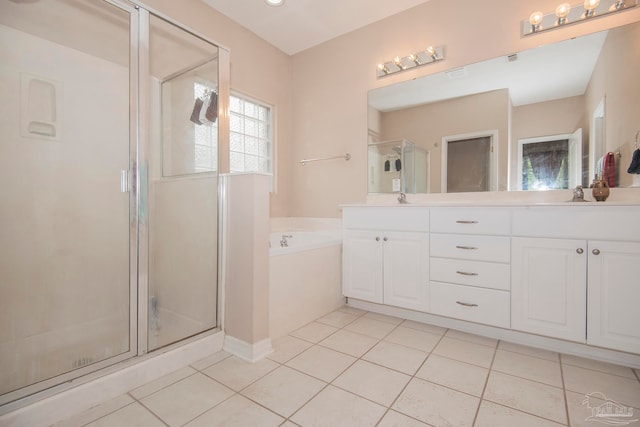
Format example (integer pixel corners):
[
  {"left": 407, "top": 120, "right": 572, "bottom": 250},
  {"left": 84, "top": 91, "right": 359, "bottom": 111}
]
[
  {"left": 376, "top": 45, "right": 445, "bottom": 78},
  {"left": 522, "top": 0, "right": 637, "bottom": 36}
]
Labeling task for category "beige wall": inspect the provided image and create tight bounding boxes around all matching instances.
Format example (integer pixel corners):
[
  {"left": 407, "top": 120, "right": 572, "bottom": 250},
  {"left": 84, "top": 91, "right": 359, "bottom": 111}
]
[
  {"left": 511, "top": 95, "right": 588, "bottom": 186},
  {"left": 289, "top": 0, "right": 640, "bottom": 217},
  {"left": 584, "top": 21, "right": 640, "bottom": 188},
  {"left": 380, "top": 89, "right": 510, "bottom": 193},
  {"left": 142, "top": 0, "right": 293, "bottom": 217}
]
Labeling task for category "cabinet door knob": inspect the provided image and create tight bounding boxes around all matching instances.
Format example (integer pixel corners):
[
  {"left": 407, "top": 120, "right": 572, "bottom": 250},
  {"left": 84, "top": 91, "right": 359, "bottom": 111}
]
[
  {"left": 383, "top": 237, "right": 388, "bottom": 242},
  {"left": 456, "top": 301, "right": 479, "bottom": 307},
  {"left": 576, "top": 248, "right": 584, "bottom": 254},
  {"left": 592, "top": 249, "right": 600, "bottom": 255},
  {"left": 375, "top": 237, "right": 380, "bottom": 241}
]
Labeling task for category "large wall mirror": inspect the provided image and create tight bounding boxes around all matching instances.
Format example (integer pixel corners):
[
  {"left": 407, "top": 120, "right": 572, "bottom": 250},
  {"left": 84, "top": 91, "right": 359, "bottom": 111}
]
[{"left": 368, "top": 19, "right": 640, "bottom": 194}]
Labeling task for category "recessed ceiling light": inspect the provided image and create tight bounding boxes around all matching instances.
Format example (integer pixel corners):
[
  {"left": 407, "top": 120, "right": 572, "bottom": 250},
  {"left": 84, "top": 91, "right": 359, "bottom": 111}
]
[{"left": 265, "top": 0, "right": 284, "bottom": 6}]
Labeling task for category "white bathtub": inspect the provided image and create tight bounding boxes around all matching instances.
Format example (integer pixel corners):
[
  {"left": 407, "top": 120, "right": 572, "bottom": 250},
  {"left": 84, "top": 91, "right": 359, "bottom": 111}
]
[
  {"left": 270, "top": 231, "right": 342, "bottom": 256},
  {"left": 269, "top": 230, "right": 344, "bottom": 338}
]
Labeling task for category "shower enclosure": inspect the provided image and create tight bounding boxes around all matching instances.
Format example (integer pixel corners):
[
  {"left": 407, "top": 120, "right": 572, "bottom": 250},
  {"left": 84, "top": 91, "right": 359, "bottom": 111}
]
[{"left": 0, "top": 0, "right": 228, "bottom": 408}]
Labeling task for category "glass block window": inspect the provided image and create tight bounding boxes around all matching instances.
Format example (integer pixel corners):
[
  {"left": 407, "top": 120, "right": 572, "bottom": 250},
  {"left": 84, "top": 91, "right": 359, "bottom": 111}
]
[
  {"left": 194, "top": 82, "right": 218, "bottom": 173},
  {"left": 229, "top": 95, "right": 273, "bottom": 183},
  {"left": 192, "top": 85, "right": 273, "bottom": 185}
]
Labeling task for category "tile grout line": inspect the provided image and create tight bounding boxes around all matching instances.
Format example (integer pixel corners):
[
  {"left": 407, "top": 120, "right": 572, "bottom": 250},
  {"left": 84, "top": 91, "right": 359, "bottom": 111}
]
[
  {"left": 470, "top": 337, "right": 499, "bottom": 427},
  {"left": 374, "top": 327, "right": 450, "bottom": 426},
  {"left": 283, "top": 308, "right": 375, "bottom": 425}
]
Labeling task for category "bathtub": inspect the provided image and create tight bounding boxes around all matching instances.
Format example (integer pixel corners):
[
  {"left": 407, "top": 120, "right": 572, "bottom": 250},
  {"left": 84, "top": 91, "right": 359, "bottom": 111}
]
[{"left": 269, "top": 230, "right": 344, "bottom": 339}]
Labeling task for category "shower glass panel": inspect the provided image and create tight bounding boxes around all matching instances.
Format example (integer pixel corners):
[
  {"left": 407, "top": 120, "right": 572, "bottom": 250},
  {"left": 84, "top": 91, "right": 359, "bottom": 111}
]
[
  {"left": 148, "top": 14, "right": 220, "bottom": 350},
  {"left": 0, "top": 0, "right": 134, "bottom": 402}
]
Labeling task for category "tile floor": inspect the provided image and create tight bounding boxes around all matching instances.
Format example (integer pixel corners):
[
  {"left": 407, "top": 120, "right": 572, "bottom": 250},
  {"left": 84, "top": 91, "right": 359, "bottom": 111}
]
[{"left": 56, "top": 306, "right": 640, "bottom": 427}]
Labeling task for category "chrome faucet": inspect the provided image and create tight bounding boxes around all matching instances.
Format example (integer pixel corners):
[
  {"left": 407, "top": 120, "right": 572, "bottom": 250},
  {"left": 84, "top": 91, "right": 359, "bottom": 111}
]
[
  {"left": 398, "top": 192, "right": 408, "bottom": 204},
  {"left": 280, "top": 234, "right": 293, "bottom": 247}
]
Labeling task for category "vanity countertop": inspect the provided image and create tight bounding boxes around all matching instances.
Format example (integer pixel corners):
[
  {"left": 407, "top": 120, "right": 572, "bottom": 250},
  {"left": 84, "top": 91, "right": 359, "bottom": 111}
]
[{"left": 344, "top": 187, "right": 640, "bottom": 208}]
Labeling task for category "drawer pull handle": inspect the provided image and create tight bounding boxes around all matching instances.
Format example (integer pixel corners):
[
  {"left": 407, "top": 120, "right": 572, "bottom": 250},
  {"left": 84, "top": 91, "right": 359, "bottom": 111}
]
[
  {"left": 455, "top": 245, "right": 478, "bottom": 250},
  {"left": 456, "top": 271, "right": 478, "bottom": 276},
  {"left": 456, "top": 301, "right": 479, "bottom": 307},
  {"left": 592, "top": 249, "right": 600, "bottom": 255},
  {"left": 456, "top": 220, "right": 478, "bottom": 224}
]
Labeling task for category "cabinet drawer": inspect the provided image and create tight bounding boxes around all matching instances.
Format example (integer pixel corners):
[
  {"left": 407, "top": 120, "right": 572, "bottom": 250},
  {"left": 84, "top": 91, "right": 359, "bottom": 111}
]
[
  {"left": 343, "top": 207, "right": 429, "bottom": 232},
  {"left": 430, "top": 257, "right": 510, "bottom": 291},
  {"left": 512, "top": 206, "right": 640, "bottom": 240},
  {"left": 431, "top": 208, "right": 511, "bottom": 235},
  {"left": 431, "top": 234, "right": 510, "bottom": 262},
  {"left": 430, "top": 281, "right": 510, "bottom": 328}
]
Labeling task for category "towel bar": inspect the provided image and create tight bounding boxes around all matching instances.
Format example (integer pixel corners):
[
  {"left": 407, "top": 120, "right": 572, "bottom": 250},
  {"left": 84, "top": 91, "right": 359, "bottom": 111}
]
[{"left": 300, "top": 153, "right": 351, "bottom": 166}]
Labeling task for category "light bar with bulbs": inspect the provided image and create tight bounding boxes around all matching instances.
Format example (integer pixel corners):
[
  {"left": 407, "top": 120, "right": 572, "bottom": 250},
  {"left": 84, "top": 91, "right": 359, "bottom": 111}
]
[
  {"left": 523, "top": 0, "right": 637, "bottom": 36},
  {"left": 376, "top": 46, "right": 445, "bottom": 78}
]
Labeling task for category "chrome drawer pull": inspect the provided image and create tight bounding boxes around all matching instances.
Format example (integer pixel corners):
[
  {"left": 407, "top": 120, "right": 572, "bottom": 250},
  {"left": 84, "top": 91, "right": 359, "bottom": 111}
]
[
  {"left": 455, "top": 245, "right": 478, "bottom": 250},
  {"left": 456, "top": 271, "right": 478, "bottom": 276},
  {"left": 456, "top": 220, "right": 478, "bottom": 224},
  {"left": 456, "top": 301, "right": 479, "bottom": 307}
]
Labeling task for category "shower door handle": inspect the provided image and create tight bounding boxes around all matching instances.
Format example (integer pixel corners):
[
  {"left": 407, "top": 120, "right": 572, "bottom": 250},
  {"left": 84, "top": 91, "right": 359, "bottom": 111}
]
[{"left": 121, "top": 170, "right": 129, "bottom": 193}]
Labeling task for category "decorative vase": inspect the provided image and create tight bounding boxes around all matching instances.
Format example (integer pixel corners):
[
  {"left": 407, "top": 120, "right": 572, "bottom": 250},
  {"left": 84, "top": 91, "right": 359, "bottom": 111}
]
[{"left": 592, "top": 177, "right": 610, "bottom": 202}]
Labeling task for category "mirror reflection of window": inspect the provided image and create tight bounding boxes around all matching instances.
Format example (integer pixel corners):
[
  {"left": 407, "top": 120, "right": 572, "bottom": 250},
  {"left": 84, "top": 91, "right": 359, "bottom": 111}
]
[
  {"left": 517, "top": 129, "right": 582, "bottom": 191},
  {"left": 521, "top": 139, "right": 569, "bottom": 191}
]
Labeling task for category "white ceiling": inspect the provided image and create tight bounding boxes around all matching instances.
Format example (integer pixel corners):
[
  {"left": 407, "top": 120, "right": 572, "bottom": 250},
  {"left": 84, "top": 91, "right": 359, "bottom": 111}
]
[{"left": 201, "top": 0, "right": 432, "bottom": 55}]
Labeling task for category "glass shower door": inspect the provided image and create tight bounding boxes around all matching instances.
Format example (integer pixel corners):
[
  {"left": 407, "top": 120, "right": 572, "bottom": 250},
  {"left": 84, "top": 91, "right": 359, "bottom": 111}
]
[
  {"left": 147, "top": 14, "right": 220, "bottom": 350},
  {"left": 0, "top": 0, "right": 136, "bottom": 403}
]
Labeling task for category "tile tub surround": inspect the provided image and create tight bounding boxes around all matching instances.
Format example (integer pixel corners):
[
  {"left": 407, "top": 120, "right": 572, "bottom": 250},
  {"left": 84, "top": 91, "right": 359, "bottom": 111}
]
[{"left": 57, "top": 307, "right": 640, "bottom": 427}]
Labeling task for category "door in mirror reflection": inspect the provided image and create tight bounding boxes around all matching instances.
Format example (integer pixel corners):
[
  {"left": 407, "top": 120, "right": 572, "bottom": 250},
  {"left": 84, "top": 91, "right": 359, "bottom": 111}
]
[{"left": 442, "top": 132, "right": 497, "bottom": 193}]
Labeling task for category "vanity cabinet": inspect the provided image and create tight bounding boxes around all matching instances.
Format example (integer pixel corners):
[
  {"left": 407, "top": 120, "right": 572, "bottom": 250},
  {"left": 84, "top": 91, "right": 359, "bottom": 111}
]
[
  {"left": 429, "top": 208, "right": 511, "bottom": 328},
  {"left": 587, "top": 241, "right": 640, "bottom": 354},
  {"left": 342, "top": 230, "right": 384, "bottom": 303},
  {"left": 343, "top": 204, "right": 640, "bottom": 356},
  {"left": 511, "top": 237, "right": 587, "bottom": 342},
  {"left": 342, "top": 207, "right": 429, "bottom": 311},
  {"left": 511, "top": 206, "right": 640, "bottom": 352}
]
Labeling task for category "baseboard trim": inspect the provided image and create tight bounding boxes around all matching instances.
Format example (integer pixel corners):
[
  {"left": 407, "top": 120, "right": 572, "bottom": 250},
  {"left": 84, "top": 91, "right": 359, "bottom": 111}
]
[
  {"left": 223, "top": 335, "right": 273, "bottom": 362},
  {"left": 347, "top": 299, "right": 640, "bottom": 369}
]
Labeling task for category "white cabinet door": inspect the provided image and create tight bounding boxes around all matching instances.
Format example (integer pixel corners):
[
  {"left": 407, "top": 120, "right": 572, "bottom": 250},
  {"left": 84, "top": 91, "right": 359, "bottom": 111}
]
[
  {"left": 588, "top": 241, "right": 640, "bottom": 354},
  {"left": 511, "top": 237, "right": 587, "bottom": 342},
  {"left": 343, "top": 230, "right": 384, "bottom": 303},
  {"left": 383, "top": 232, "right": 429, "bottom": 311}
]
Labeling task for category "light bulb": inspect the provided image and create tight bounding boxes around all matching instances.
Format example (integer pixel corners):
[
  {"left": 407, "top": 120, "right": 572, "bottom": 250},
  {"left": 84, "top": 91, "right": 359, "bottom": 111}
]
[
  {"left": 584, "top": 0, "right": 600, "bottom": 16},
  {"left": 408, "top": 53, "right": 421, "bottom": 65},
  {"left": 377, "top": 63, "right": 390, "bottom": 75},
  {"left": 264, "top": 0, "right": 284, "bottom": 5},
  {"left": 529, "top": 11, "right": 544, "bottom": 32},
  {"left": 611, "top": 0, "right": 625, "bottom": 10},
  {"left": 555, "top": 3, "right": 571, "bottom": 24},
  {"left": 393, "top": 56, "right": 406, "bottom": 70},
  {"left": 426, "top": 46, "right": 437, "bottom": 60}
]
